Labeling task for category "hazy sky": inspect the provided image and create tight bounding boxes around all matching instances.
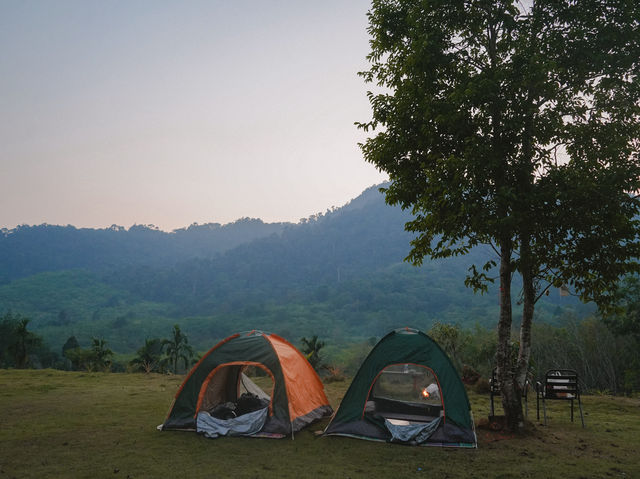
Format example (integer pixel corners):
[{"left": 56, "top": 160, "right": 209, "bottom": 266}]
[{"left": 0, "top": 0, "right": 387, "bottom": 231}]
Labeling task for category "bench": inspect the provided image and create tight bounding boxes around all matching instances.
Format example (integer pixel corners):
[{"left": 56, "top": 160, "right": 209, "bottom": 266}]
[
  {"left": 489, "top": 367, "right": 529, "bottom": 417},
  {"left": 535, "top": 369, "right": 584, "bottom": 427}
]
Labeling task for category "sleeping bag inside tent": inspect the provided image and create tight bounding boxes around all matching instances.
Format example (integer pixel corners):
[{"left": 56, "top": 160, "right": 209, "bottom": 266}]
[
  {"left": 324, "top": 327, "right": 477, "bottom": 447},
  {"left": 161, "top": 330, "right": 332, "bottom": 438}
]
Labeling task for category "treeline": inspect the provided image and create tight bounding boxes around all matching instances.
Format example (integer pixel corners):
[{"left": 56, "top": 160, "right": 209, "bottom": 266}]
[
  {"left": 4, "top": 308, "right": 638, "bottom": 395},
  {"left": 0, "top": 313, "right": 58, "bottom": 368},
  {"left": 0, "top": 312, "right": 116, "bottom": 371},
  {"left": 323, "top": 287, "right": 640, "bottom": 395},
  {"left": 0, "top": 312, "right": 199, "bottom": 374},
  {"left": 426, "top": 317, "right": 640, "bottom": 395}
]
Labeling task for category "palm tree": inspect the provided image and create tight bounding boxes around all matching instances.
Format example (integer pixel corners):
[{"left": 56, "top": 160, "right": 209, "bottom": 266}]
[
  {"left": 300, "top": 335, "right": 325, "bottom": 371},
  {"left": 162, "top": 325, "right": 194, "bottom": 374},
  {"left": 90, "top": 337, "right": 113, "bottom": 371},
  {"left": 130, "top": 338, "right": 164, "bottom": 373}
]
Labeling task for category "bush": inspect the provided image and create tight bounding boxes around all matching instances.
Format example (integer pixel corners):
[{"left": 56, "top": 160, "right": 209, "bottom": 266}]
[
  {"left": 461, "top": 365, "right": 480, "bottom": 385},
  {"left": 322, "top": 365, "right": 346, "bottom": 383},
  {"left": 474, "top": 377, "right": 491, "bottom": 394}
]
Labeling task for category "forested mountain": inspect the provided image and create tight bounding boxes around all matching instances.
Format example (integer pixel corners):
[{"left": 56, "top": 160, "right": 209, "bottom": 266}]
[{"left": 0, "top": 184, "right": 593, "bottom": 353}]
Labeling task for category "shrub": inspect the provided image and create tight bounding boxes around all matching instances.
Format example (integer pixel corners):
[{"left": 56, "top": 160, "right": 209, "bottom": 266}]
[
  {"left": 474, "top": 377, "right": 491, "bottom": 394},
  {"left": 322, "top": 365, "right": 346, "bottom": 383}
]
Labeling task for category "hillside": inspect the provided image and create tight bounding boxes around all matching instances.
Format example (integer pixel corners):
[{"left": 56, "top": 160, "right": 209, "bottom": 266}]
[{"left": 0, "top": 184, "right": 593, "bottom": 353}]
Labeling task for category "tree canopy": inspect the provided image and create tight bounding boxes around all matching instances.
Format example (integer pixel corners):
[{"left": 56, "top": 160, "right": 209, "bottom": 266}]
[
  {"left": 605, "top": 276, "right": 640, "bottom": 342},
  {"left": 360, "top": 0, "right": 640, "bottom": 430}
]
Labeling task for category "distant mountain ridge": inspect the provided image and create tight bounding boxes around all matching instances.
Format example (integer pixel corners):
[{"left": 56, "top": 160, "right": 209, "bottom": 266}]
[
  {"left": 0, "top": 184, "right": 408, "bottom": 282},
  {"left": 0, "top": 217, "right": 290, "bottom": 283}
]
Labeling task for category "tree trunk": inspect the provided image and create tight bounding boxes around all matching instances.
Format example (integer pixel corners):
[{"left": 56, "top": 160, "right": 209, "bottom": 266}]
[
  {"left": 513, "top": 236, "right": 535, "bottom": 433},
  {"left": 496, "top": 238, "right": 523, "bottom": 431},
  {"left": 516, "top": 236, "right": 535, "bottom": 390}
]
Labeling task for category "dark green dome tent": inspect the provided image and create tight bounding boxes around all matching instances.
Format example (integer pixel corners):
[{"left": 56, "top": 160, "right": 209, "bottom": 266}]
[
  {"left": 162, "top": 331, "right": 332, "bottom": 437},
  {"left": 324, "top": 327, "right": 476, "bottom": 447}
]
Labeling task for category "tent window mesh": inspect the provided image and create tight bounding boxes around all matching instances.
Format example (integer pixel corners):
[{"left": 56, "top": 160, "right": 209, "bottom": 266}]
[{"left": 371, "top": 364, "right": 442, "bottom": 407}]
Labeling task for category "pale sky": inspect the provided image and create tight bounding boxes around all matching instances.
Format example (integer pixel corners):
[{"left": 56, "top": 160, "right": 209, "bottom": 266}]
[{"left": 0, "top": 0, "right": 387, "bottom": 231}]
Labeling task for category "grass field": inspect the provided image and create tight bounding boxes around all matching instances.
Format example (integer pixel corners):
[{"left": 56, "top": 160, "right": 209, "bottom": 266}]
[{"left": 0, "top": 369, "right": 638, "bottom": 478}]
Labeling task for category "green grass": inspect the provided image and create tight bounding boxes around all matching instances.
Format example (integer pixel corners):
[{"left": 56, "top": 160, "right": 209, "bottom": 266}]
[{"left": 0, "top": 370, "right": 638, "bottom": 478}]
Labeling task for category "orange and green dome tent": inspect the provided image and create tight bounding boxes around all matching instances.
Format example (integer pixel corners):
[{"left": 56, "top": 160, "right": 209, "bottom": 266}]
[{"left": 162, "top": 330, "right": 332, "bottom": 436}]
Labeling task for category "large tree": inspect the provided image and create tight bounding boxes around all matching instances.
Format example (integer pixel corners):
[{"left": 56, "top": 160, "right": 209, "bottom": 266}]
[
  {"left": 359, "top": 0, "right": 640, "bottom": 430},
  {"left": 89, "top": 337, "right": 113, "bottom": 372}
]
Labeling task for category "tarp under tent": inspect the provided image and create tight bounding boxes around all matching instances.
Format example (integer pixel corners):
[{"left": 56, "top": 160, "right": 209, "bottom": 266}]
[
  {"left": 161, "top": 330, "right": 333, "bottom": 438},
  {"left": 324, "top": 327, "right": 477, "bottom": 447}
]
